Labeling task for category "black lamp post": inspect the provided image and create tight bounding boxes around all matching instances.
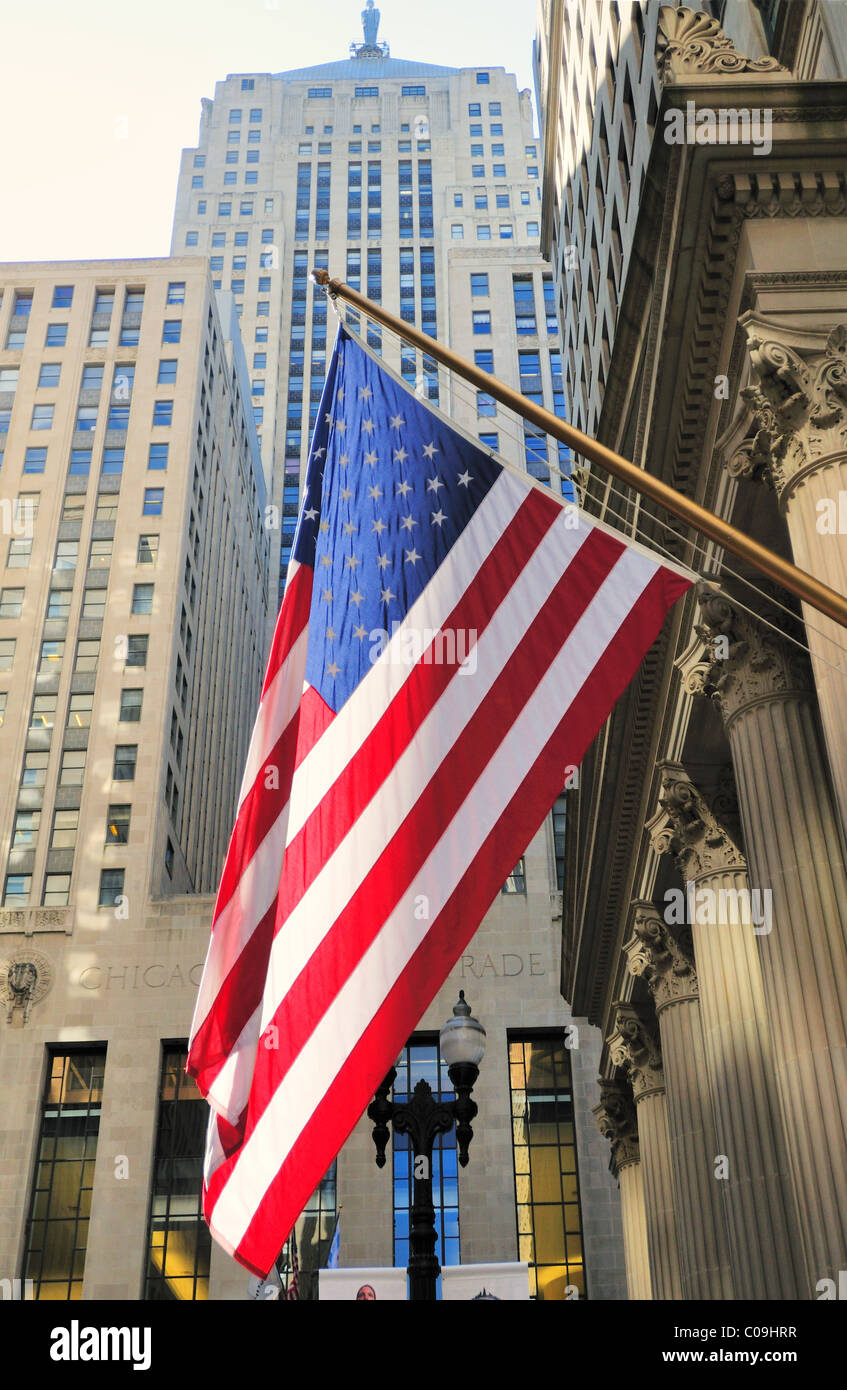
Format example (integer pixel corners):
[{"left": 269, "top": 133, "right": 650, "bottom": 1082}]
[{"left": 367, "top": 992, "right": 486, "bottom": 1301}]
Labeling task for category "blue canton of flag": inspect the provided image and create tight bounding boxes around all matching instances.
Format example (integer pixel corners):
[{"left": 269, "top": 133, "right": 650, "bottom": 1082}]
[{"left": 293, "top": 325, "right": 502, "bottom": 711}]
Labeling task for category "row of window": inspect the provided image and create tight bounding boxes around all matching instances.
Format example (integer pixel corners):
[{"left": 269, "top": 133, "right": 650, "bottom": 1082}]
[
  {"left": 2, "top": 526, "right": 161, "bottom": 580},
  {"left": 1, "top": 580, "right": 153, "bottom": 620}
]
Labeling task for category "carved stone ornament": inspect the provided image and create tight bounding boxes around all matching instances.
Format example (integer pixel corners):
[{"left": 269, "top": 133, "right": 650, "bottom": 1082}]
[
  {"left": 607, "top": 1003, "right": 665, "bottom": 1102},
  {"left": 695, "top": 586, "right": 811, "bottom": 724},
  {"left": 656, "top": 5, "right": 787, "bottom": 83},
  {"left": 0, "top": 948, "right": 53, "bottom": 1025},
  {"left": 625, "top": 901, "right": 698, "bottom": 1011},
  {"left": 594, "top": 1079, "right": 640, "bottom": 1174},
  {"left": 727, "top": 321, "right": 847, "bottom": 501},
  {"left": 649, "top": 762, "right": 746, "bottom": 879}
]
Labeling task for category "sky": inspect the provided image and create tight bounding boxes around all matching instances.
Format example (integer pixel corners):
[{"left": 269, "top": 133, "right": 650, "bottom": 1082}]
[{"left": 0, "top": 0, "right": 539, "bottom": 264}]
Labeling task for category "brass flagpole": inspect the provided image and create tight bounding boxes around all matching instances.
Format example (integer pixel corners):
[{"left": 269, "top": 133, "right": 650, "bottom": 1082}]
[{"left": 311, "top": 269, "right": 847, "bottom": 632}]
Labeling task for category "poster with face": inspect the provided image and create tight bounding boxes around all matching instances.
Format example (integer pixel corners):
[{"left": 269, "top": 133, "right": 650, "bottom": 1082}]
[
  {"left": 319, "top": 1267, "right": 408, "bottom": 1300},
  {"left": 441, "top": 1263, "right": 530, "bottom": 1300}
]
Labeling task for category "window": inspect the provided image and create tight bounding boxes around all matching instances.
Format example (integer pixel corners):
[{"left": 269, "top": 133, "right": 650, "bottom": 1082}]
[
  {"left": 499, "top": 224, "right": 514, "bottom": 239},
  {"left": 493, "top": 164, "right": 506, "bottom": 178},
  {"left": 476, "top": 224, "right": 491, "bottom": 240},
  {"left": 502, "top": 857, "right": 526, "bottom": 893},
  {"left": 74, "top": 639, "right": 100, "bottom": 673},
  {"left": 51, "top": 808, "right": 79, "bottom": 848},
  {"left": 87, "top": 538, "right": 111, "bottom": 569},
  {"left": 81, "top": 365, "right": 103, "bottom": 390},
  {"left": 185, "top": 232, "right": 198, "bottom": 247},
  {"left": 468, "top": 102, "right": 481, "bottom": 117},
  {"left": 30, "top": 694, "right": 56, "bottom": 729},
  {"left": 450, "top": 224, "right": 464, "bottom": 240},
  {"left": 131, "top": 583, "right": 153, "bottom": 615},
  {"left": 152, "top": 400, "right": 172, "bottom": 428},
  {"left": 253, "top": 352, "right": 266, "bottom": 369},
  {"left": 492, "top": 143, "right": 505, "bottom": 157},
  {"left": 137, "top": 534, "right": 158, "bottom": 565},
  {"left": 59, "top": 749, "right": 86, "bottom": 786},
  {"left": 21, "top": 1050, "right": 105, "bottom": 1298},
  {"left": 0, "top": 587, "right": 24, "bottom": 618},
  {"left": 143, "top": 489, "right": 164, "bottom": 516},
  {"left": 307, "top": 88, "right": 332, "bottom": 98},
  {"left": 38, "top": 363, "right": 61, "bottom": 388},
  {"left": 106, "top": 804, "right": 131, "bottom": 845},
  {"left": 474, "top": 349, "right": 494, "bottom": 372},
  {"left": 69, "top": 448, "right": 91, "bottom": 476},
  {"left": 472, "top": 165, "right": 485, "bottom": 178},
  {"left": 14, "top": 291, "right": 34, "bottom": 316},
  {"left": 13, "top": 809, "right": 41, "bottom": 847},
  {"left": 42, "top": 873, "right": 71, "bottom": 906},
  {"left": 489, "top": 101, "right": 501, "bottom": 115},
  {"left": 3, "top": 872, "right": 32, "bottom": 906},
  {"left": 0, "top": 366, "right": 20, "bottom": 391},
  {"left": 99, "top": 868, "right": 125, "bottom": 906},
  {"left": 94, "top": 498, "right": 117, "bottom": 524},
  {"left": 21, "top": 750, "right": 49, "bottom": 788},
  {"left": 101, "top": 448, "right": 124, "bottom": 475},
  {"left": 473, "top": 311, "right": 492, "bottom": 335},
  {"left": 147, "top": 443, "right": 168, "bottom": 472},
  {"left": 75, "top": 405, "right": 97, "bottom": 432},
  {"left": 8, "top": 537, "right": 32, "bottom": 568},
  {"left": 66, "top": 693, "right": 93, "bottom": 729},
  {"left": 527, "top": 220, "right": 539, "bottom": 237},
  {"left": 0, "top": 637, "right": 15, "bottom": 670},
  {"left": 162, "top": 320, "right": 181, "bottom": 344},
  {"left": 81, "top": 588, "right": 106, "bottom": 620},
  {"left": 157, "top": 360, "right": 177, "bottom": 385},
  {"left": 476, "top": 71, "right": 490, "bottom": 83},
  {"left": 25, "top": 447, "right": 47, "bottom": 474},
  {"left": 393, "top": 1039, "right": 460, "bottom": 1277},
  {"left": 45, "top": 324, "right": 67, "bottom": 347},
  {"left": 53, "top": 540, "right": 78, "bottom": 570},
  {"left": 119, "top": 688, "right": 143, "bottom": 722},
  {"left": 471, "top": 273, "right": 489, "bottom": 297},
  {"left": 126, "top": 635, "right": 149, "bottom": 667},
  {"left": 479, "top": 432, "right": 498, "bottom": 450},
  {"left": 477, "top": 391, "right": 496, "bottom": 417},
  {"left": 113, "top": 745, "right": 137, "bottom": 781},
  {"left": 509, "top": 1035, "right": 585, "bottom": 1300},
  {"left": 144, "top": 1048, "right": 213, "bottom": 1301},
  {"left": 39, "top": 639, "right": 64, "bottom": 671}
]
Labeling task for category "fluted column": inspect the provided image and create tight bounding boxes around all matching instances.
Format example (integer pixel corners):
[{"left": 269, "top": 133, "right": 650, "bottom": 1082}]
[
  {"left": 625, "top": 904, "right": 733, "bottom": 1299},
  {"left": 607, "top": 1005, "right": 683, "bottom": 1300},
  {"left": 594, "top": 1079, "right": 652, "bottom": 1300},
  {"left": 648, "top": 759, "right": 806, "bottom": 1297},
  {"left": 697, "top": 591, "right": 847, "bottom": 1288},
  {"left": 728, "top": 317, "right": 847, "bottom": 847}
]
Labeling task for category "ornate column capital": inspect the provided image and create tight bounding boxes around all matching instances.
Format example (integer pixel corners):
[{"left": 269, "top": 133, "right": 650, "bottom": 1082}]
[
  {"left": 694, "top": 586, "right": 812, "bottom": 725},
  {"left": 647, "top": 762, "right": 746, "bottom": 880},
  {"left": 624, "top": 900, "right": 698, "bottom": 1011},
  {"left": 656, "top": 6, "right": 787, "bottom": 83},
  {"left": 594, "top": 1078, "right": 640, "bottom": 1175},
  {"left": 607, "top": 1003, "right": 665, "bottom": 1102},
  {"left": 727, "top": 317, "right": 847, "bottom": 503}
]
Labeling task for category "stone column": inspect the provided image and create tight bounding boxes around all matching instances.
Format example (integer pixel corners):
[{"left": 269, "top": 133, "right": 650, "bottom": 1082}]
[
  {"left": 728, "top": 317, "right": 847, "bottom": 848},
  {"left": 696, "top": 591, "right": 847, "bottom": 1289},
  {"left": 594, "top": 1079, "right": 652, "bottom": 1300},
  {"left": 607, "top": 1005, "right": 683, "bottom": 1300},
  {"left": 648, "top": 759, "right": 806, "bottom": 1298},
  {"left": 624, "top": 904, "right": 734, "bottom": 1299}
]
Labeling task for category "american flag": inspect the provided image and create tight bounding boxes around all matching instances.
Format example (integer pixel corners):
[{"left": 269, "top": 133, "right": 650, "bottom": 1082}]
[{"left": 187, "top": 325, "right": 692, "bottom": 1276}]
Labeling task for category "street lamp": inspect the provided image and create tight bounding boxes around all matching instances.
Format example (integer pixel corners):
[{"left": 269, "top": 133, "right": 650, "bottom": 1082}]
[{"left": 367, "top": 992, "right": 486, "bottom": 1301}]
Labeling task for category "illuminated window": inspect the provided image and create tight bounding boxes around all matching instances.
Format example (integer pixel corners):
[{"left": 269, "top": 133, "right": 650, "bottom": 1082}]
[
  {"left": 393, "top": 1037, "right": 460, "bottom": 1286},
  {"left": 508, "top": 1035, "right": 584, "bottom": 1300},
  {"left": 144, "top": 1047, "right": 212, "bottom": 1300},
  {"left": 22, "top": 1050, "right": 105, "bottom": 1299}
]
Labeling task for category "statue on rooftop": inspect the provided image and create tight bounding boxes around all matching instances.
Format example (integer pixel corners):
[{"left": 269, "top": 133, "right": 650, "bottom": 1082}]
[{"left": 362, "top": 0, "right": 380, "bottom": 48}]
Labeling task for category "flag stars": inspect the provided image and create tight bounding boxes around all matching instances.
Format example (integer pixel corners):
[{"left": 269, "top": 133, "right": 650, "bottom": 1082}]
[
  {"left": 319, "top": 554, "right": 332, "bottom": 568},
  {"left": 367, "top": 484, "right": 383, "bottom": 502},
  {"left": 396, "top": 480, "right": 412, "bottom": 498},
  {"left": 371, "top": 517, "right": 387, "bottom": 535},
  {"left": 342, "top": 520, "right": 356, "bottom": 536},
  {"left": 344, "top": 553, "right": 361, "bottom": 571},
  {"left": 337, "top": 388, "right": 345, "bottom": 403},
  {"left": 381, "top": 586, "right": 395, "bottom": 603},
  {"left": 321, "top": 588, "right": 333, "bottom": 602},
  {"left": 338, "top": 453, "right": 350, "bottom": 468},
  {"left": 350, "top": 589, "right": 366, "bottom": 607},
  {"left": 394, "top": 447, "right": 409, "bottom": 465},
  {"left": 362, "top": 419, "right": 376, "bottom": 434},
  {"left": 364, "top": 450, "right": 379, "bottom": 467},
  {"left": 390, "top": 414, "right": 405, "bottom": 429},
  {"left": 335, "top": 420, "right": 347, "bottom": 434},
  {"left": 326, "top": 627, "right": 337, "bottom": 642},
  {"left": 359, "top": 385, "right": 373, "bottom": 401},
  {"left": 304, "top": 507, "right": 318, "bottom": 521},
  {"left": 405, "top": 548, "right": 421, "bottom": 566},
  {"left": 426, "top": 476, "right": 444, "bottom": 494},
  {"left": 319, "top": 519, "right": 330, "bottom": 534},
  {"left": 457, "top": 470, "right": 473, "bottom": 487},
  {"left": 423, "top": 442, "right": 438, "bottom": 459},
  {"left": 376, "top": 553, "right": 390, "bottom": 570},
  {"left": 327, "top": 660, "right": 340, "bottom": 678},
  {"left": 313, "top": 446, "right": 326, "bottom": 460},
  {"left": 400, "top": 514, "right": 417, "bottom": 531},
  {"left": 354, "top": 623, "right": 368, "bottom": 641},
  {"left": 431, "top": 509, "right": 447, "bottom": 527},
  {"left": 340, "top": 485, "right": 353, "bottom": 501}
]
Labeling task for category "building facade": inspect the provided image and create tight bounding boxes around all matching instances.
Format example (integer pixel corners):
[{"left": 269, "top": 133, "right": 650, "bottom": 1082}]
[{"left": 535, "top": 0, "right": 847, "bottom": 1298}]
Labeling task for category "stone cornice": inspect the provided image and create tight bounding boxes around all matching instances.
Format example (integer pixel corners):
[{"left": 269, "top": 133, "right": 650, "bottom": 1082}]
[
  {"left": 624, "top": 900, "right": 699, "bottom": 1011},
  {"left": 594, "top": 1079, "right": 641, "bottom": 1175},
  {"left": 726, "top": 316, "right": 847, "bottom": 503},
  {"left": 657, "top": 5, "right": 787, "bottom": 83},
  {"left": 648, "top": 762, "right": 746, "bottom": 880},
  {"left": 607, "top": 1003, "right": 665, "bottom": 1102}
]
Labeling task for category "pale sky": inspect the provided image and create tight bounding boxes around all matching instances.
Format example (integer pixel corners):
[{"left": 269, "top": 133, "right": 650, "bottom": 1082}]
[{"left": 0, "top": 0, "right": 539, "bottom": 265}]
